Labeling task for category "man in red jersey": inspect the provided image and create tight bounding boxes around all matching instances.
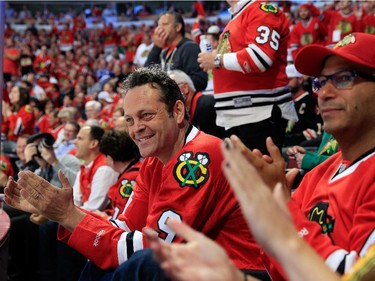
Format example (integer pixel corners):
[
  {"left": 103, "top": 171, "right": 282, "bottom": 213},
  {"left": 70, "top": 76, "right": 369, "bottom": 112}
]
[
  {"left": 198, "top": 0, "right": 297, "bottom": 154},
  {"left": 6, "top": 67, "right": 269, "bottom": 280}
]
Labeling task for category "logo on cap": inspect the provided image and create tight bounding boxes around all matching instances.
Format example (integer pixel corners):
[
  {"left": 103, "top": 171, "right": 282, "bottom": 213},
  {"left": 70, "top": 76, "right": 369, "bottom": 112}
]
[{"left": 334, "top": 33, "right": 356, "bottom": 49}]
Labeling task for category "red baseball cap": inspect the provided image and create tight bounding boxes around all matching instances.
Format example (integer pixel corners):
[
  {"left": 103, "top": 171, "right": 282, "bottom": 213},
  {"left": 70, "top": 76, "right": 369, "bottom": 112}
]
[{"left": 295, "top": 33, "right": 375, "bottom": 77}]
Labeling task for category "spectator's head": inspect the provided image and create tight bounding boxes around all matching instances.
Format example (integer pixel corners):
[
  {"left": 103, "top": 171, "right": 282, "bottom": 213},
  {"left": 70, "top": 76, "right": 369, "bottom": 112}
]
[
  {"left": 85, "top": 100, "right": 102, "bottom": 120},
  {"left": 98, "top": 91, "right": 113, "bottom": 106},
  {"left": 73, "top": 125, "right": 104, "bottom": 163},
  {"left": 63, "top": 94, "right": 74, "bottom": 107},
  {"left": 100, "top": 130, "right": 139, "bottom": 167},
  {"left": 114, "top": 116, "right": 127, "bottom": 132},
  {"left": 286, "top": 64, "right": 304, "bottom": 95},
  {"left": 206, "top": 25, "right": 221, "bottom": 49},
  {"left": 337, "top": 0, "right": 353, "bottom": 12},
  {"left": 112, "top": 107, "right": 124, "bottom": 123},
  {"left": 295, "top": 33, "right": 375, "bottom": 138},
  {"left": 122, "top": 67, "right": 188, "bottom": 163},
  {"left": 158, "top": 12, "right": 185, "bottom": 45},
  {"left": 48, "top": 109, "right": 61, "bottom": 128},
  {"left": 33, "top": 100, "right": 46, "bottom": 119},
  {"left": 9, "top": 86, "right": 30, "bottom": 110},
  {"left": 58, "top": 107, "right": 74, "bottom": 124},
  {"left": 298, "top": 4, "right": 311, "bottom": 20},
  {"left": 16, "top": 134, "right": 30, "bottom": 163},
  {"left": 168, "top": 69, "right": 196, "bottom": 111},
  {"left": 63, "top": 120, "right": 80, "bottom": 142},
  {"left": 103, "top": 82, "right": 115, "bottom": 94}
]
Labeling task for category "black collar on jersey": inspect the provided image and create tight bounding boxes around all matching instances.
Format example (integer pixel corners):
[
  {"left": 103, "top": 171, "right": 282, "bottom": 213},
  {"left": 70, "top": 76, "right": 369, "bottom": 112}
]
[
  {"left": 117, "top": 157, "right": 140, "bottom": 180},
  {"left": 333, "top": 146, "right": 375, "bottom": 178},
  {"left": 232, "top": 0, "right": 253, "bottom": 18}
]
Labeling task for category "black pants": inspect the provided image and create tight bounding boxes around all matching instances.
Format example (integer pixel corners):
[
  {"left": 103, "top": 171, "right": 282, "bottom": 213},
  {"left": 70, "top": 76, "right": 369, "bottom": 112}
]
[
  {"left": 39, "top": 221, "right": 87, "bottom": 281},
  {"left": 225, "top": 105, "right": 287, "bottom": 155}
]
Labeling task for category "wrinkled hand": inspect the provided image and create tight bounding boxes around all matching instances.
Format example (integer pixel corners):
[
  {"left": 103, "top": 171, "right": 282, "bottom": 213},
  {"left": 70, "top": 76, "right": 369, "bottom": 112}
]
[
  {"left": 15, "top": 170, "right": 77, "bottom": 225},
  {"left": 4, "top": 176, "right": 39, "bottom": 214},
  {"left": 197, "top": 50, "right": 217, "bottom": 72},
  {"left": 145, "top": 220, "right": 244, "bottom": 281}
]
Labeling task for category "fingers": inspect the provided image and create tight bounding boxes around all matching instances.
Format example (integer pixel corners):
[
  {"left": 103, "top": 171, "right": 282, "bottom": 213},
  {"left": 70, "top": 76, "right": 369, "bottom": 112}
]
[
  {"left": 266, "top": 137, "right": 284, "bottom": 166},
  {"left": 4, "top": 177, "right": 22, "bottom": 206},
  {"left": 58, "top": 170, "right": 71, "bottom": 190},
  {"left": 17, "top": 171, "right": 48, "bottom": 203},
  {"left": 166, "top": 219, "right": 201, "bottom": 243},
  {"left": 272, "top": 183, "right": 292, "bottom": 219},
  {"left": 144, "top": 228, "right": 171, "bottom": 264},
  {"left": 230, "top": 135, "right": 263, "bottom": 168}
]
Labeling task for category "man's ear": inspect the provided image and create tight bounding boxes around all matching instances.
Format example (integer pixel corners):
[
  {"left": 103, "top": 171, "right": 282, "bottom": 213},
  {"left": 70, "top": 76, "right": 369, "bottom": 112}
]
[
  {"left": 173, "top": 100, "right": 186, "bottom": 124},
  {"left": 175, "top": 22, "right": 182, "bottom": 33},
  {"left": 89, "top": 139, "right": 99, "bottom": 150}
]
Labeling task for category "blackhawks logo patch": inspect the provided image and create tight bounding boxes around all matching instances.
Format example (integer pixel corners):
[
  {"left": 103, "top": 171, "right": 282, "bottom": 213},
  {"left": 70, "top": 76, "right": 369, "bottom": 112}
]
[
  {"left": 334, "top": 33, "right": 356, "bottom": 49},
  {"left": 119, "top": 179, "right": 136, "bottom": 198},
  {"left": 173, "top": 152, "right": 210, "bottom": 189},
  {"left": 308, "top": 202, "right": 335, "bottom": 239},
  {"left": 260, "top": 3, "right": 278, "bottom": 14}
]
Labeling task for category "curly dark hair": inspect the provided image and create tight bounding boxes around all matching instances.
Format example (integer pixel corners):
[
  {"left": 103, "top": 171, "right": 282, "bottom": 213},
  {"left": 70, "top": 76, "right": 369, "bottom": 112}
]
[
  {"left": 122, "top": 66, "right": 189, "bottom": 120},
  {"left": 100, "top": 129, "right": 139, "bottom": 162}
]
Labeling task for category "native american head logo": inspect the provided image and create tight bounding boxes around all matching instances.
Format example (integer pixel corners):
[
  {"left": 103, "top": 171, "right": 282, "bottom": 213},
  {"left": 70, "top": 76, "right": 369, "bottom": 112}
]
[
  {"left": 173, "top": 152, "right": 210, "bottom": 189},
  {"left": 119, "top": 179, "right": 136, "bottom": 198}
]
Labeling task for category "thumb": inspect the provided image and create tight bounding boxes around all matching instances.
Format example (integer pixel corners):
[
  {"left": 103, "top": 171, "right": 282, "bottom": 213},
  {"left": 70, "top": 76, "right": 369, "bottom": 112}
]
[{"left": 58, "top": 170, "right": 72, "bottom": 190}]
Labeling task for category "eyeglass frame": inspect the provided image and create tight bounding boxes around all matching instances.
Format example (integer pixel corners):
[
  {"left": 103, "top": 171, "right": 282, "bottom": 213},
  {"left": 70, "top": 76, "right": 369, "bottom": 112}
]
[{"left": 312, "top": 69, "right": 375, "bottom": 93}]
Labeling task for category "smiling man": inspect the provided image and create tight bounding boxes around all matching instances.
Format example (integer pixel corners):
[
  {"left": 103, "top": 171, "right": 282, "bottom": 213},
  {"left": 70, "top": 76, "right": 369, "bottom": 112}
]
[{"left": 5, "top": 67, "right": 269, "bottom": 280}]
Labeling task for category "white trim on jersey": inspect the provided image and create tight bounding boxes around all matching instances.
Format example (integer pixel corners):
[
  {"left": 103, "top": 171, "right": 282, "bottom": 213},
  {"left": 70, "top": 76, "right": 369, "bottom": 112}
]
[
  {"left": 111, "top": 219, "right": 131, "bottom": 232},
  {"left": 133, "top": 231, "right": 144, "bottom": 252},
  {"left": 14, "top": 117, "right": 24, "bottom": 135},
  {"left": 223, "top": 52, "right": 243, "bottom": 73},
  {"left": 325, "top": 249, "right": 357, "bottom": 273},
  {"left": 330, "top": 151, "right": 375, "bottom": 183},
  {"left": 117, "top": 232, "right": 129, "bottom": 264},
  {"left": 360, "top": 229, "right": 375, "bottom": 257}
]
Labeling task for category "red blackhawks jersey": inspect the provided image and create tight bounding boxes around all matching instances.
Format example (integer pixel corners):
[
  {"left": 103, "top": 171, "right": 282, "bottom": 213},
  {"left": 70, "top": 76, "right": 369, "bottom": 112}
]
[
  {"left": 58, "top": 127, "right": 264, "bottom": 271},
  {"left": 213, "top": 0, "right": 296, "bottom": 127},
  {"left": 6, "top": 105, "right": 35, "bottom": 141},
  {"left": 289, "top": 17, "right": 327, "bottom": 60},
  {"left": 363, "top": 13, "right": 375, "bottom": 35},
  {"left": 104, "top": 160, "right": 142, "bottom": 219},
  {"left": 324, "top": 10, "right": 363, "bottom": 45},
  {"left": 264, "top": 149, "right": 375, "bottom": 280}
]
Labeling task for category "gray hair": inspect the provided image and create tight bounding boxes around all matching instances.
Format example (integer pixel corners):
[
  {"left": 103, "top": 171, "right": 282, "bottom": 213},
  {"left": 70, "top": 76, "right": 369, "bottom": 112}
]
[
  {"left": 168, "top": 69, "right": 196, "bottom": 93},
  {"left": 85, "top": 100, "right": 102, "bottom": 112}
]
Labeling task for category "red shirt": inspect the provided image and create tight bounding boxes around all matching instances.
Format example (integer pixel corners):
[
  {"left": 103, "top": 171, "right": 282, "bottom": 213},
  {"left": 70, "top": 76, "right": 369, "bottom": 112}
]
[
  {"left": 4, "top": 47, "right": 20, "bottom": 75},
  {"left": 6, "top": 105, "right": 35, "bottom": 141}
]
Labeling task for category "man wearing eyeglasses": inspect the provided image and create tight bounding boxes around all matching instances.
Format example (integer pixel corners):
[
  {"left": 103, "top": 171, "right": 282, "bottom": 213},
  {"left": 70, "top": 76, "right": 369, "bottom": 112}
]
[{"left": 264, "top": 32, "right": 375, "bottom": 279}]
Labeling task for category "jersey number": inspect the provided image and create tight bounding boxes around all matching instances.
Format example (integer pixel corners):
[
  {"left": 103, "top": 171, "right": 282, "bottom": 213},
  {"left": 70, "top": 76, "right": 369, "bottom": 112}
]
[
  {"left": 157, "top": 210, "right": 182, "bottom": 243},
  {"left": 256, "top": 26, "right": 280, "bottom": 51}
]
